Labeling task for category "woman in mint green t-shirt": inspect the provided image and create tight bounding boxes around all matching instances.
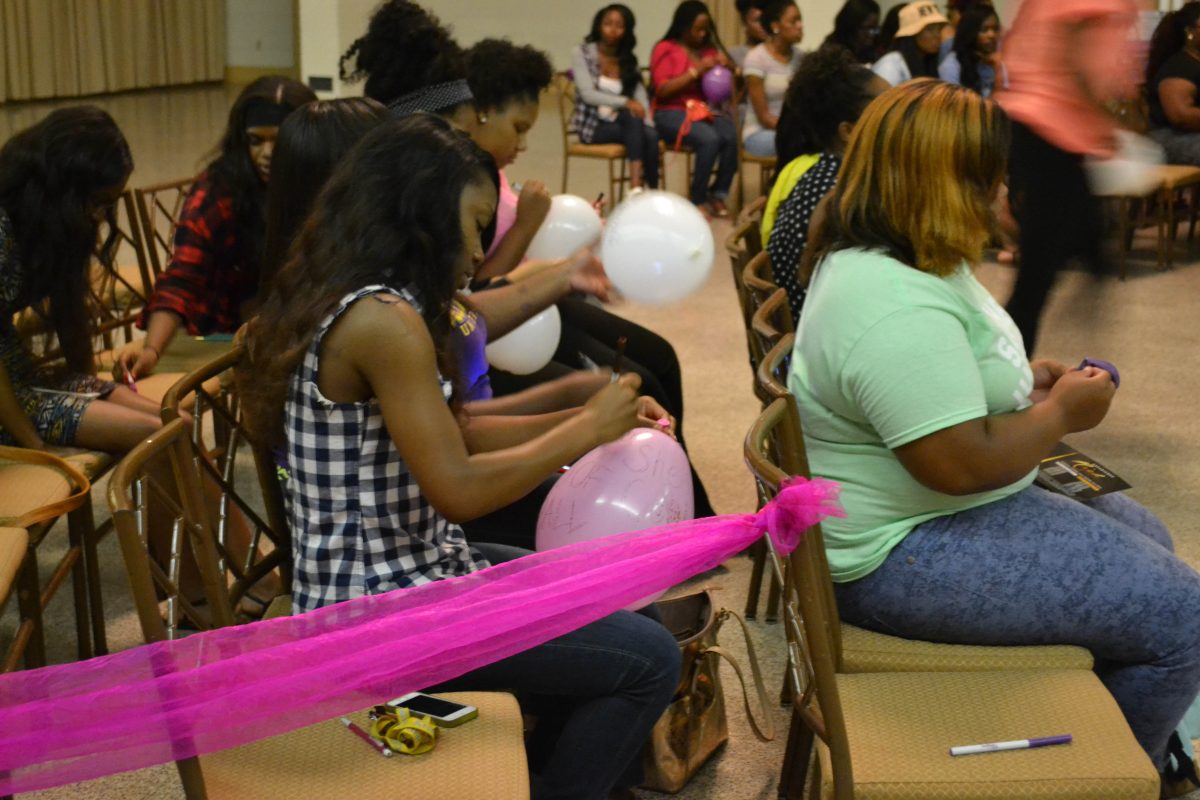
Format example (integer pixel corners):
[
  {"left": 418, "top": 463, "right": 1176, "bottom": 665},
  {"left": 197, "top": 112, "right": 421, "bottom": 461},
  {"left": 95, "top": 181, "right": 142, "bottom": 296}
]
[{"left": 790, "top": 79, "right": 1200, "bottom": 776}]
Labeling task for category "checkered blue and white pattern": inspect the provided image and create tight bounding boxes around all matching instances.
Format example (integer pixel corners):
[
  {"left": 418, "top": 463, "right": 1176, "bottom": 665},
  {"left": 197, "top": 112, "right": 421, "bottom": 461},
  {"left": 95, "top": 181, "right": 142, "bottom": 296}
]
[{"left": 285, "top": 284, "right": 489, "bottom": 614}]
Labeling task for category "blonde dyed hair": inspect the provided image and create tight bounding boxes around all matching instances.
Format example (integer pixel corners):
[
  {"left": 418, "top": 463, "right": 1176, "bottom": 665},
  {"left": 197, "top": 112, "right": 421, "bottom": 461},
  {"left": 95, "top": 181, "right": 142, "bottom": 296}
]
[{"left": 817, "top": 78, "right": 1009, "bottom": 277}]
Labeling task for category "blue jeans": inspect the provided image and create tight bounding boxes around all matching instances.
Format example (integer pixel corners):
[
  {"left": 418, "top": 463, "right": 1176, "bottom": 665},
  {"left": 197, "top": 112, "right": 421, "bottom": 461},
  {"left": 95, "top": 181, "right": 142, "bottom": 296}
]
[
  {"left": 588, "top": 108, "right": 660, "bottom": 188},
  {"left": 835, "top": 486, "right": 1200, "bottom": 771},
  {"left": 654, "top": 109, "right": 737, "bottom": 205},
  {"left": 429, "top": 543, "right": 681, "bottom": 799},
  {"left": 743, "top": 128, "right": 776, "bottom": 158}
]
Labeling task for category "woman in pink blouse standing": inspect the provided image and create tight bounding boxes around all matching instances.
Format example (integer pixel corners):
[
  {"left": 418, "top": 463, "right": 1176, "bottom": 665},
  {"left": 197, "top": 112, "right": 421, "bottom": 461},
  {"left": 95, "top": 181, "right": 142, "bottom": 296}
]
[{"left": 651, "top": 1, "right": 737, "bottom": 217}]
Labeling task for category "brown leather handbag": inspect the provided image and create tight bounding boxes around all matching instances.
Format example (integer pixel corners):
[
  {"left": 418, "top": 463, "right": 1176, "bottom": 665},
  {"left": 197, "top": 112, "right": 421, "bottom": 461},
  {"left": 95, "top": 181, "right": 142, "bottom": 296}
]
[{"left": 641, "top": 590, "right": 775, "bottom": 793}]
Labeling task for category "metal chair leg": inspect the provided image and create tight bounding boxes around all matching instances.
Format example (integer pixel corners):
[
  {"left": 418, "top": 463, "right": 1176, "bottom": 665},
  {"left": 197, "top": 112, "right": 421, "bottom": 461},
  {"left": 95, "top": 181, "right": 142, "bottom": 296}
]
[
  {"left": 765, "top": 565, "right": 782, "bottom": 624},
  {"left": 745, "top": 538, "right": 767, "bottom": 620},
  {"left": 72, "top": 504, "right": 107, "bottom": 655},
  {"left": 778, "top": 706, "right": 814, "bottom": 800}
]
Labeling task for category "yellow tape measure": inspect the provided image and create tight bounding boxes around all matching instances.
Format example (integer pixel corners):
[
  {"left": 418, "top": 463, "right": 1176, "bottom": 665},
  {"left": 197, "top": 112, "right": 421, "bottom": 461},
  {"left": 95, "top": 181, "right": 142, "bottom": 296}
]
[{"left": 369, "top": 706, "right": 438, "bottom": 755}]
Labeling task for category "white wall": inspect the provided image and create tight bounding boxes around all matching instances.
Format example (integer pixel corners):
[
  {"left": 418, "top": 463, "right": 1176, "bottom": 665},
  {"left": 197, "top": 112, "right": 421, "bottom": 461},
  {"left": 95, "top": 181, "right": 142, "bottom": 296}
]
[
  {"left": 299, "top": 0, "right": 853, "bottom": 95},
  {"left": 225, "top": 0, "right": 295, "bottom": 68}
]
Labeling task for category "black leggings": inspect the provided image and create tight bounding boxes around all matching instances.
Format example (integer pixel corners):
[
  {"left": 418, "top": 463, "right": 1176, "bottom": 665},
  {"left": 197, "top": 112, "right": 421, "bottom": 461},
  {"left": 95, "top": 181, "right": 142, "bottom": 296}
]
[{"left": 1006, "top": 120, "right": 1108, "bottom": 355}]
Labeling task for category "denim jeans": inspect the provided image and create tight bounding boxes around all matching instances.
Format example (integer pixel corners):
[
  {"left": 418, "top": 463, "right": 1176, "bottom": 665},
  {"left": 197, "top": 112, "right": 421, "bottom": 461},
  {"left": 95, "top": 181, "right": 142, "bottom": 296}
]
[
  {"left": 654, "top": 109, "right": 737, "bottom": 205},
  {"left": 429, "top": 542, "right": 681, "bottom": 799},
  {"left": 743, "top": 128, "right": 776, "bottom": 158},
  {"left": 835, "top": 486, "right": 1200, "bottom": 771},
  {"left": 589, "top": 109, "right": 660, "bottom": 188}
]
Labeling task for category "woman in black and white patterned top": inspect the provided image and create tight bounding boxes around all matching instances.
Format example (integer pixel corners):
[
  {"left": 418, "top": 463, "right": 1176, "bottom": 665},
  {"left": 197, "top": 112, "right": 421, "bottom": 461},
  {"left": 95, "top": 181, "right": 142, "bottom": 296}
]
[
  {"left": 768, "top": 47, "right": 888, "bottom": 319},
  {"left": 240, "top": 114, "right": 679, "bottom": 800}
]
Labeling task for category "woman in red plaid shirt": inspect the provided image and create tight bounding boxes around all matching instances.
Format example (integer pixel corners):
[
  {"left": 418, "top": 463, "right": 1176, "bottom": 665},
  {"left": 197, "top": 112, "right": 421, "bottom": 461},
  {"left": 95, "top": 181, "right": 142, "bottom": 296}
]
[{"left": 121, "top": 76, "right": 315, "bottom": 381}]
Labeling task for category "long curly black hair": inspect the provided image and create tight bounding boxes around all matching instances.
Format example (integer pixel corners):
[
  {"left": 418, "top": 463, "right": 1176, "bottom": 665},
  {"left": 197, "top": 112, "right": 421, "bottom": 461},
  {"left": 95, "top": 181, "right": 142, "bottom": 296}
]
[
  {"left": 241, "top": 114, "right": 498, "bottom": 446},
  {"left": 340, "top": 0, "right": 470, "bottom": 112},
  {"left": 585, "top": 4, "right": 642, "bottom": 98},
  {"left": 776, "top": 46, "right": 876, "bottom": 165},
  {"left": 0, "top": 106, "right": 132, "bottom": 370},
  {"left": 464, "top": 39, "right": 554, "bottom": 112},
  {"left": 206, "top": 76, "right": 315, "bottom": 283}
]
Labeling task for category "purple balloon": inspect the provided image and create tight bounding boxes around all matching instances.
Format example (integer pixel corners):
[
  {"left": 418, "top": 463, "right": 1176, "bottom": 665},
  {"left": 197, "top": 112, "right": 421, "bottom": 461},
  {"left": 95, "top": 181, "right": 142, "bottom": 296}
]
[
  {"left": 700, "top": 65, "right": 733, "bottom": 106},
  {"left": 1079, "top": 358, "right": 1120, "bottom": 388},
  {"left": 536, "top": 429, "right": 695, "bottom": 608}
]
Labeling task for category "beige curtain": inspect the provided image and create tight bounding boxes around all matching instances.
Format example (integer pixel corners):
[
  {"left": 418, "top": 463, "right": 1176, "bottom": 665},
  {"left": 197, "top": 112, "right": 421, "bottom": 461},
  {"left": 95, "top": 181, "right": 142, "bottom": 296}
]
[
  {"left": 0, "top": 0, "right": 225, "bottom": 104},
  {"left": 710, "top": 0, "right": 742, "bottom": 57}
]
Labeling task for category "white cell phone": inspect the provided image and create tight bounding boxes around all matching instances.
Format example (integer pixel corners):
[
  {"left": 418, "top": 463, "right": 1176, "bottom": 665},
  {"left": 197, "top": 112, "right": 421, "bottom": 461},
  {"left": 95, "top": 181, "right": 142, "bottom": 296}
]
[{"left": 387, "top": 692, "right": 478, "bottom": 727}]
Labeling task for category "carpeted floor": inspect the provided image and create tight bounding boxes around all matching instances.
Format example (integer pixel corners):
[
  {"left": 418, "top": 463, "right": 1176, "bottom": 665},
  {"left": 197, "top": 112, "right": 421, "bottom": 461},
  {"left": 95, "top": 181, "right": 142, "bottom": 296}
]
[{"left": 3, "top": 85, "right": 1200, "bottom": 799}]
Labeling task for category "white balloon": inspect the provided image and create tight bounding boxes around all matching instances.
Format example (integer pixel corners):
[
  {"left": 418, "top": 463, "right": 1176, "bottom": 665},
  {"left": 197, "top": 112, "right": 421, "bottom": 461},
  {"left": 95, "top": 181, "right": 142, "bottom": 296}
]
[
  {"left": 485, "top": 305, "right": 562, "bottom": 375},
  {"left": 1087, "top": 131, "right": 1165, "bottom": 197},
  {"left": 600, "top": 191, "right": 714, "bottom": 305},
  {"left": 525, "top": 195, "right": 603, "bottom": 261}
]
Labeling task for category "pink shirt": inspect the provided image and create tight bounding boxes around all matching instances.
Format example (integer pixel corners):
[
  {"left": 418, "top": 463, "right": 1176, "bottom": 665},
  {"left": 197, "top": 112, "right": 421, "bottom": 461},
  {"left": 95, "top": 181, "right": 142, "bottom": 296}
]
[
  {"left": 485, "top": 169, "right": 519, "bottom": 260},
  {"left": 997, "top": 0, "right": 1137, "bottom": 157},
  {"left": 651, "top": 40, "right": 718, "bottom": 112}
]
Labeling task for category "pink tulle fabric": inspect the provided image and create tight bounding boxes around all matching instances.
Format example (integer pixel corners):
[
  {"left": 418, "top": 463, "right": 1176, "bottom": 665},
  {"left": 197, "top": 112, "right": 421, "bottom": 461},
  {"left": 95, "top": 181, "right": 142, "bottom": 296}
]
[{"left": 0, "top": 477, "right": 841, "bottom": 794}]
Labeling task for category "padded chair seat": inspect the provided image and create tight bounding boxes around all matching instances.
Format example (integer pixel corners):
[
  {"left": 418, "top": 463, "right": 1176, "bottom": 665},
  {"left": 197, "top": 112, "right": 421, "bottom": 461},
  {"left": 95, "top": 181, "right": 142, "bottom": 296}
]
[
  {"left": 744, "top": 152, "right": 777, "bottom": 166},
  {"left": 0, "top": 526, "right": 29, "bottom": 609},
  {"left": 840, "top": 623, "right": 1094, "bottom": 673},
  {"left": 1158, "top": 164, "right": 1200, "bottom": 191},
  {"left": 567, "top": 142, "right": 627, "bottom": 159},
  {"left": 201, "top": 692, "right": 529, "bottom": 799},
  {"left": 0, "top": 457, "right": 73, "bottom": 522},
  {"left": 46, "top": 446, "right": 115, "bottom": 481},
  {"left": 818, "top": 669, "right": 1158, "bottom": 799}
]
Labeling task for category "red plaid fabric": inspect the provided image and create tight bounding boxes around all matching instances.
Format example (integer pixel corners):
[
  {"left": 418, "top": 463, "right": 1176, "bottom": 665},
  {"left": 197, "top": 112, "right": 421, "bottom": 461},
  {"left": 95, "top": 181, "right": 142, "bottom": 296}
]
[{"left": 140, "top": 173, "right": 257, "bottom": 335}]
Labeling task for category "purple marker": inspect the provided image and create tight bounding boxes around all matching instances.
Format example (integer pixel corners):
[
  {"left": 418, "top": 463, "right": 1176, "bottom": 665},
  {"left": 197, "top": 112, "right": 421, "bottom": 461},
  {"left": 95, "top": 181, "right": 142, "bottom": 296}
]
[
  {"left": 949, "top": 734, "right": 1072, "bottom": 757},
  {"left": 1078, "top": 358, "right": 1120, "bottom": 389}
]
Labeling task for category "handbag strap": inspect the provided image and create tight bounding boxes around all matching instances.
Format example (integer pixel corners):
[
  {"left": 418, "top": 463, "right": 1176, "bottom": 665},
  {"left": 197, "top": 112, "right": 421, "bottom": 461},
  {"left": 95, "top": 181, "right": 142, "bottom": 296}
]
[
  {"left": 0, "top": 446, "right": 92, "bottom": 528},
  {"left": 699, "top": 608, "right": 776, "bottom": 742}
]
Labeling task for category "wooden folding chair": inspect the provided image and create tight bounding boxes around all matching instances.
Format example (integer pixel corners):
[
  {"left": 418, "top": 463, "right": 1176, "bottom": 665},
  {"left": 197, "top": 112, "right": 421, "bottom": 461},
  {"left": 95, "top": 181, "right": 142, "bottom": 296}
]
[
  {"left": 741, "top": 251, "right": 778, "bottom": 374},
  {"left": 106, "top": 419, "right": 530, "bottom": 799},
  {"left": 735, "top": 111, "right": 776, "bottom": 216},
  {"left": 160, "top": 344, "right": 291, "bottom": 611},
  {"left": 724, "top": 220, "right": 756, "bottom": 325},
  {"left": 749, "top": 286, "right": 793, "bottom": 388},
  {"left": 0, "top": 447, "right": 92, "bottom": 671},
  {"left": 556, "top": 72, "right": 631, "bottom": 206},
  {"left": 745, "top": 399, "right": 1159, "bottom": 800},
  {"left": 134, "top": 175, "right": 196, "bottom": 282}
]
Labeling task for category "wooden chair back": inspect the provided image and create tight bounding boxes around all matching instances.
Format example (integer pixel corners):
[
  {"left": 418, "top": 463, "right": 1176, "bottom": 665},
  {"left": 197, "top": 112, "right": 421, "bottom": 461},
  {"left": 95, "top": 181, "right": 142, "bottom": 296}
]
[
  {"left": 107, "top": 418, "right": 234, "bottom": 641},
  {"left": 741, "top": 250, "right": 778, "bottom": 371},
  {"left": 757, "top": 331, "right": 793, "bottom": 405},
  {"left": 134, "top": 175, "right": 196, "bottom": 280},
  {"left": 725, "top": 220, "right": 756, "bottom": 323},
  {"left": 159, "top": 344, "right": 293, "bottom": 602},
  {"left": 750, "top": 286, "right": 793, "bottom": 369},
  {"left": 745, "top": 398, "right": 854, "bottom": 791}
]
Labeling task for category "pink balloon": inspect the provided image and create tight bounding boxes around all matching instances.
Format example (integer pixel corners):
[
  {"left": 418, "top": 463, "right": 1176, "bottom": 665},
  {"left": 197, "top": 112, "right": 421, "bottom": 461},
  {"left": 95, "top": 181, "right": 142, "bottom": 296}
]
[
  {"left": 537, "top": 429, "right": 695, "bottom": 609},
  {"left": 701, "top": 65, "right": 733, "bottom": 106}
]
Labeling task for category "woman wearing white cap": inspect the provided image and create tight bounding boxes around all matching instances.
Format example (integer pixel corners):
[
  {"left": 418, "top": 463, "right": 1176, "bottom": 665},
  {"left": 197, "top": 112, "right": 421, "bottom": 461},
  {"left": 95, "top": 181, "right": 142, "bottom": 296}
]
[{"left": 871, "top": 1, "right": 947, "bottom": 85}]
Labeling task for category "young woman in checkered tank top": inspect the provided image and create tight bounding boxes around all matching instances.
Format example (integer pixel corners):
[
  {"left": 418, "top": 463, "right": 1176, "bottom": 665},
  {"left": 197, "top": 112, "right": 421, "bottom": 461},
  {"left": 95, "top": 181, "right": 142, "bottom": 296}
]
[{"left": 240, "top": 114, "right": 680, "bottom": 800}]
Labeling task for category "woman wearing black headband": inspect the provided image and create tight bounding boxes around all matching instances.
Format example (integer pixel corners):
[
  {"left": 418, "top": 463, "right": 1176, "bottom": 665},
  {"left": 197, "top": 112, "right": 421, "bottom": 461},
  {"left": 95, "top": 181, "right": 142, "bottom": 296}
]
[
  {"left": 341, "top": 3, "right": 716, "bottom": 524},
  {"left": 119, "top": 76, "right": 315, "bottom": 382}
]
